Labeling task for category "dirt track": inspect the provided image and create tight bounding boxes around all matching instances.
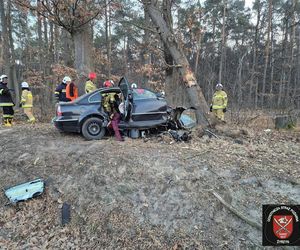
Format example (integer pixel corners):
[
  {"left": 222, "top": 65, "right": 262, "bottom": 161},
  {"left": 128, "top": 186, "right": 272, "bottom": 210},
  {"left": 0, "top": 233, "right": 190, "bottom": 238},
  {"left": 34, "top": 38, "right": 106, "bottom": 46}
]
[{"left": 0, "top": 123, "right": 300, "bottom": 249}]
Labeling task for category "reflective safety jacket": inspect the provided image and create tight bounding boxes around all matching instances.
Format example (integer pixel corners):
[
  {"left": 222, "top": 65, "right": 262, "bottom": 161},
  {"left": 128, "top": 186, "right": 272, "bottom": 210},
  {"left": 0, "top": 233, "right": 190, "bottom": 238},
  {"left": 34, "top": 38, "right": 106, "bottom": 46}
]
[
  {"left": 85, "top": 80, "right": 97, "bottom": 94},
  {"left": 102, "top": 93, "right": 120, "bottom": 114},
  {"left": 21, "top": 88, "right": 33, "bottom": 108},
  {"left": 212, "top": 90, "right": 228, "bottom": 110},
  {"left": 66, "top": 82, "right": 78, "bottom": 101},
  {"left": 55, "top": 83, "right": 71, "bottom": 102},
  {"left": 0, "top": 82, "right": 14, "bottom": 107}
]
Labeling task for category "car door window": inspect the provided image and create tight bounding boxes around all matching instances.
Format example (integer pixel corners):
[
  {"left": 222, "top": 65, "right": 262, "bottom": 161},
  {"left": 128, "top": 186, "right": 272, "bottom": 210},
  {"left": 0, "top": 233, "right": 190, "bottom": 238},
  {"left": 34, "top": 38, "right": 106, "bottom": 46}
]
[
  {"left": 88, "top": 92, "right": 101, "bottom": 103},
  {"left": 132, "top": 89, "right": 157, "bottom": 100}
]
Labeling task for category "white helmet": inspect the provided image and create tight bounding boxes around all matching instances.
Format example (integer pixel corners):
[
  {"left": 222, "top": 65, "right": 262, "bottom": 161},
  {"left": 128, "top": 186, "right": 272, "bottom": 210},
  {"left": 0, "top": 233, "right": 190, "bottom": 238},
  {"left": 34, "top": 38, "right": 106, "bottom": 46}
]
[
  {"left": 21, "top": 82, "right": 29, "bottom": 88},
  {"left": 0, "top": 74, "right": 8, "bottom": 82},
  {"left": 62, "top": 76, "right": 71, "bottom": 83},
  {"left": 131, "top": 83, "right": 137, "bottom": 89},
  {"left": 216, "top": 83, "right": 223, "bottom": 90}
]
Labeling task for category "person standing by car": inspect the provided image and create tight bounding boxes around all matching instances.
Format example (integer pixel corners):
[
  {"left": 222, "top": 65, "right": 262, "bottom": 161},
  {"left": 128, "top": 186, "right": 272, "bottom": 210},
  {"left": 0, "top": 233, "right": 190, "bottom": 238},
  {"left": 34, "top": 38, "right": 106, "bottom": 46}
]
[
  {"left": 85, "top": 72, "right": 97, "bottom": 93},
  {"left": 104, "top": 93, "right": 123, "bottom": 141},
  {"left": 0, "top": 74, "right": 14, "bottom": 127},
  {"left": 210, "top": 83, "right": 228, "bottom": 121},
  {"left": 66, "top": 81, "right": 78, "bottom": 101},
  {"left": 55, "top": 76, "right": 72, "bottom": 102},
  {"left": 20, "top": 82, "right": 36, "bottom": 123}
]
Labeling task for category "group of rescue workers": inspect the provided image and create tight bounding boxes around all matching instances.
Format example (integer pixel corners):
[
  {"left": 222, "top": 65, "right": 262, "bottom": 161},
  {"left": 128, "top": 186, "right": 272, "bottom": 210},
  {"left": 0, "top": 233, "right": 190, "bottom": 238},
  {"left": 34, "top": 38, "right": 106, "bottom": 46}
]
[
  {"left": 0, "top": 71, "right": 228, "bottom": 136},
  {"left": 55, "top": 72, "right": 124, "bottom": 141},
  {"left": 0, "top": 75, "right": 35, "bottom": 127}
]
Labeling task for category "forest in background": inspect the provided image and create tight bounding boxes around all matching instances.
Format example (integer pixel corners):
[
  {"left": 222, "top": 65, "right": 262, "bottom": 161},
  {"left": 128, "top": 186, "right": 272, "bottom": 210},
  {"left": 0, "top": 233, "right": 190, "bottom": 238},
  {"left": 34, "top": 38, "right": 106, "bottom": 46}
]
[{"left": 0, "top": 0, "right": 300, "bottom": 120}]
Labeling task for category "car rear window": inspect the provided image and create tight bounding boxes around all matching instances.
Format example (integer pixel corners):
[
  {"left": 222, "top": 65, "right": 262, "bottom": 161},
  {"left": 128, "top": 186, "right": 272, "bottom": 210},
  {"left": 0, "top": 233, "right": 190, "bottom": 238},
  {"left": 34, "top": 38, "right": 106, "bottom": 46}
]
[
  {"left": 88, "top": 92, "right": 102, "bottom": 103},
  {"left": 133, "top": 89, "right": 157, "bottom": 100}
]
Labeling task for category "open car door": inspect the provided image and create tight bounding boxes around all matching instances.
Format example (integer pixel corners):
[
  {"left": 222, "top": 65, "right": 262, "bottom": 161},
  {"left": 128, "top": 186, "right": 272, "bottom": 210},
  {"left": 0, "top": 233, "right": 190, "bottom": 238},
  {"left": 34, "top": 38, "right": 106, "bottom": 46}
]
[{"left": 118, "top": 77, "right": 130, "bottom": 119}]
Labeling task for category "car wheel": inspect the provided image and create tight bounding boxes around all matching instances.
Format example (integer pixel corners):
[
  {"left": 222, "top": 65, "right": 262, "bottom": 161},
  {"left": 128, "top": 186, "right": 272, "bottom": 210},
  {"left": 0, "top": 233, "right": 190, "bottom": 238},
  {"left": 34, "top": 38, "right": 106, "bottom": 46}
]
[{"left": 81, "top": 117, "right": 106, "bottom": 140}]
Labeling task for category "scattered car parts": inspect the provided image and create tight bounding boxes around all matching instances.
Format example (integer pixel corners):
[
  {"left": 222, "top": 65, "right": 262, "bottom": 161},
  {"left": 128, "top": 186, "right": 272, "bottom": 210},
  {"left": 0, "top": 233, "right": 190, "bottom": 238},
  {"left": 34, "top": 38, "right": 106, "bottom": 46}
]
[{"left": 4, "top": 178, "right": 44, "bottom": 204}]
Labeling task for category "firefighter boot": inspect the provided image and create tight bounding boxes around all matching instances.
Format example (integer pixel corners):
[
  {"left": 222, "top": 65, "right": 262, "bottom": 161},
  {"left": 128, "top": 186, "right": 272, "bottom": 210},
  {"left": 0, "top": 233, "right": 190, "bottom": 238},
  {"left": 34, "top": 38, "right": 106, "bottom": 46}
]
[
  {"left": 4, "top": 118, "right": 11, "bottom": 127},
  {"left": 8, "top": 118, "right": 13, "bottom": 126}
]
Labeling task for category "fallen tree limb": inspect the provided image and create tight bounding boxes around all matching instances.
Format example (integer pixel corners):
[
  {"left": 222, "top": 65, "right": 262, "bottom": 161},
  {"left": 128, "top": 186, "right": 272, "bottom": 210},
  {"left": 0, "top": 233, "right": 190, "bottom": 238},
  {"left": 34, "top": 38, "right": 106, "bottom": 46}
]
[
  {"left": 203, "top": 129, "right": 220, "bottom": 139},
  {"left": 211, "top": 191, "right": 262, "bottom": 230}
]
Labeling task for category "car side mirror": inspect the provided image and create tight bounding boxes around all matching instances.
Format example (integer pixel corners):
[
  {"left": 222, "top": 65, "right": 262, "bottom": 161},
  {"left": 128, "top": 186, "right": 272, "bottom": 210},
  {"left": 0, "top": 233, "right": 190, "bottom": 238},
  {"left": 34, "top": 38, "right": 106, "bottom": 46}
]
[{"left": 156, "top": 91, "right": 165, "bottom": 99}]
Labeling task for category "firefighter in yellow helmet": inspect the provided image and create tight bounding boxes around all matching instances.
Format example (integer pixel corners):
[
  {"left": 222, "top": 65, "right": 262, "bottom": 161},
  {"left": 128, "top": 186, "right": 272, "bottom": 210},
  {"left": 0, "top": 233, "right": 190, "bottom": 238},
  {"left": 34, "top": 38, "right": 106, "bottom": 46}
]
[
  {"left": 210, "top": 83, "right": 228, "bottom": 121},
  {"left": 85, "top": 72, "right": 97, "bottom": 94},
  {"left": 20, "top": 82, "right": 36, "bottom": 123}
]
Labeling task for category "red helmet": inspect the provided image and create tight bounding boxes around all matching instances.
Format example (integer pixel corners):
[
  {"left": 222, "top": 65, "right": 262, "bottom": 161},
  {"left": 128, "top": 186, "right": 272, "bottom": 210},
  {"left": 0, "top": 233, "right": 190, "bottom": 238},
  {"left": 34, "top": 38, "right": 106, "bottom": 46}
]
[
  {"left": 89, "top": 72, "right": 96, "bottom": 80},
  {"left": 104, "top": 80, "right": 113, "bottom": 88}
]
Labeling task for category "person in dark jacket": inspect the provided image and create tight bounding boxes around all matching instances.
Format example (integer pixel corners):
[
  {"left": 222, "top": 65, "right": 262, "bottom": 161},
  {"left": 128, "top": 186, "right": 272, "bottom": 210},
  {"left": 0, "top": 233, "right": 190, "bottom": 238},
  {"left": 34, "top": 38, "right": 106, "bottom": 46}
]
[
  {"left": 0, "top": 74, "right": 14, "bottom": 127},
  {"left": 55, "top": 76, "right": 72, "bottom": 102}
]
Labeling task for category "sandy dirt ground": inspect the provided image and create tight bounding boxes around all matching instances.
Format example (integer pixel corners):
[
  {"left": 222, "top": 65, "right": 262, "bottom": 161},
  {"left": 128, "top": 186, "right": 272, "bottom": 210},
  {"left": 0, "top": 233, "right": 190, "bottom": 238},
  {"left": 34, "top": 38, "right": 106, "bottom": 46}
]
[{"left": 0, "top": 122, "right": 299, "bottom": 249}]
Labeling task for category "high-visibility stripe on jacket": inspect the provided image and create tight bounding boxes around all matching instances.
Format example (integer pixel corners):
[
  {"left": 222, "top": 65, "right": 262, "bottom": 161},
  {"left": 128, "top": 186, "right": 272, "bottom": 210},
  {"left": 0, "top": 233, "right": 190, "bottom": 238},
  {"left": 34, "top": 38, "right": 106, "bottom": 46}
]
[
  {"left": 85, "top": 80, "right": 96, "bottom": 94},
  {"left": 212, "top": 90, "right": 228, "bottom": 110},
  {"left": 0, "top": 82, "right": 14, "bottom": 107},
  {"left": 21, "top": 89, "right": 33, "bottom": 108},
  {"left": 55, "top": 83, "right": 71, "bottom": 102}
]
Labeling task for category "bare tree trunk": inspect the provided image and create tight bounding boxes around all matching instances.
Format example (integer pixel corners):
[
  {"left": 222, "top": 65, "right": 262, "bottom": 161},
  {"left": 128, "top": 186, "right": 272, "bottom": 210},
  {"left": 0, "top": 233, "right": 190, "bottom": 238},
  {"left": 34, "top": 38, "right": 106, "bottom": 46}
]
[
  {"left": 105, "top": 0, "right": 111, "bottom": 78},
  {"left": 287, "top": 0, "right": 296, "bottom": 107},
  {"left": 43, "top": 16, "right": 50, "bottom": 75},
  {"left": 278, "top": 20, "right": 288, "bottom": 108},
  {"left": 261, "top": 0, "right": 272, "bottom": 108},
  {"left": 163, "top": 0, "right": 174, "bottom": 99},
  {"left": 194, "top": 31, "right": 202, "bottom": 74},
  {"left": 143, "top": 0, "right": 209, "bottom": 125},
  {"left": 250, "top": 0, "right": 261, "bottom": 109},
  {"left": 142, "top": 9, "right": 151, "bottom": 88},
  {"left": 54, "top": 24, "right": 59, "bottom": 63},
  {"left": 218, "top": 0, "right": 227, "bottom": 83},
  {"left": 7, "top": 0, "right": 20, "bottom": 106},
  {"left": 49, "top": 21, "right": 54, "bottom": 65},
  {"left": 123, "top": 36, "right": 127, "bottom": 75},
  {"left": 294, "top": 24, "right": 300, "bottom": 102},
  {"left": 72, "top": 23, "right": 93, "bottom": 95},
  {"left": 62, "top": 30, "right": 73, "bottom": 67},
  {"left": 37, "top": 0, "right": 44, "bottom": 74},
  {"left": 0, "top": 0, "right": 11, "bottom": 85},
  {"left": 270, "top": 11, "right": 275, "bottom": 95}
]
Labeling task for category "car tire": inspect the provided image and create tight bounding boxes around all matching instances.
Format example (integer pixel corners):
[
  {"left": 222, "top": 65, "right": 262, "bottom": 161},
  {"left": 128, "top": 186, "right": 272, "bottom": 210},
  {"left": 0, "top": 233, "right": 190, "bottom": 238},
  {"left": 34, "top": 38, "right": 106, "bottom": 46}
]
[{"left": 81, "top": 117, "right": 106, "bottom": 140}]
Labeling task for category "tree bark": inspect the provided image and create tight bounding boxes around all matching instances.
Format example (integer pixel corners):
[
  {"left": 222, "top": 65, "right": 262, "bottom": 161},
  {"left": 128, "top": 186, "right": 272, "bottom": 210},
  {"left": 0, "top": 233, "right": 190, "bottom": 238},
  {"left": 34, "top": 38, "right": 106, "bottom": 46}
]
[
  {"left": 105, "top": 0, "right": 111, "bottom": 78},
  {"left": 163, "top": 0, "right": 174, "bottom": 100},
  {"left": 143, "top": 0, "right": 209, "bottom": 125},
  {"left": 37, "top": 0, "right": 44, "bottom": 74},
  {"left": 54, "top": 24, "right": 59, "bottom": 63},
  {"left": 250, "top": 1, "right": 261, "bottom": 109},
  {"left": 49, "top": 21, "right": 54, "bottom": 64},
  {"left": 62, "top": 29, "right": 73, "bottom": 67},
  {"left": 0, "top": 0, "right": 11, "bottom": 84},
  {"left": 261, "top": 0, "right": 272, "bottom": 107},
  {"left": 72, "top": 23, "right": 93, "bottom": 95},
  {"left": 218, "top": 0, "right": 227, "bottom": 83},
  {"left": 43, "top": 16, "right": 50, "bottom": 75},
  {"left": 0, "top": 0, "right": 19, "bottom": 104},
  {"left": 287, "top": 0, "right": 296, "bottom": 106},
  {"left": 142, "top": 9, "right": 151, "bottom": 88}
]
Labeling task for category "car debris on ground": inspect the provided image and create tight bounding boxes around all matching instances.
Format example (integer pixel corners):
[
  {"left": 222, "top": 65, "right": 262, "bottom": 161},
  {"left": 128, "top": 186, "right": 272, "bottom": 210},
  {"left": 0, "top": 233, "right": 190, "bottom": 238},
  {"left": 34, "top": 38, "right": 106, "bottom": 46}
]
[{"left": 4, "top": 179, "right": 44, "bottom": 204}]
